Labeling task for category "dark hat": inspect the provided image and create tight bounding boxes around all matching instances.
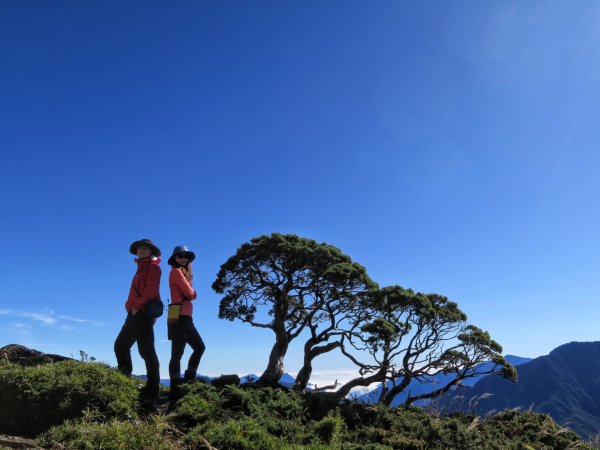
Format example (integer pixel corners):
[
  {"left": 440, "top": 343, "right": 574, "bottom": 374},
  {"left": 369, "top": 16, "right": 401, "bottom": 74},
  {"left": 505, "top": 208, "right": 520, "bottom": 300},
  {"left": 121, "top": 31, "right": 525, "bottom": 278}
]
[
  {"left": 130, "top": 238, "right": 161, "bottom": 257},
  {"left": 168, "top": 244, "right": 196, "bottom": 266}
]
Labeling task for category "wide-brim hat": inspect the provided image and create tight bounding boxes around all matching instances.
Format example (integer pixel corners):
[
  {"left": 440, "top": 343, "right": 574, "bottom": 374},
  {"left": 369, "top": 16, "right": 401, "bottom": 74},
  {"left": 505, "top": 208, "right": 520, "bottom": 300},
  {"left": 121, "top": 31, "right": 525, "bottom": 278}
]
[
  {"left": 130, "top": 239, "right": 161, "bottom": 257},
  {"left": 168, "top": 244, "right": 196, "bottom": 265}
]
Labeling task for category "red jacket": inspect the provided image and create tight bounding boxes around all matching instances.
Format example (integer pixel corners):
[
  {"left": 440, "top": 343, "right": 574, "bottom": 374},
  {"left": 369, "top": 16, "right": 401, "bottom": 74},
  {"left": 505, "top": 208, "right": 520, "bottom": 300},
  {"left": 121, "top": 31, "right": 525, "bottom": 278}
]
[
  {"left": 125, "top": 258, "right": 162, "bottom": 312},
  {"left": 169, "top": 267, "right": 197, "bottom": 317}
]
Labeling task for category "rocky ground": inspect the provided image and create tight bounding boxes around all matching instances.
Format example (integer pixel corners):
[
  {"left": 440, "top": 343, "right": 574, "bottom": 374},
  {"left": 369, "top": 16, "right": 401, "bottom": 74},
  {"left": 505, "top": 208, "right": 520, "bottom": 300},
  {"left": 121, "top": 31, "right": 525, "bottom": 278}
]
[
  {"left": 0, "top": 434, "right": 39, "bottom": 449},
  {"left": 0, "top": 344, "right": 71, "bottom": 366}
]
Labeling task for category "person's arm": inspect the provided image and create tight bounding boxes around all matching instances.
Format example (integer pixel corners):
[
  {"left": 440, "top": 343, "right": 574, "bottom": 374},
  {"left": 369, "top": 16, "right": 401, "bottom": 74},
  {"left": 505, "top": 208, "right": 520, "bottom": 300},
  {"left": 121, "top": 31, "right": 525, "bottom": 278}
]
[{"left": 172, "top": 268, "right": 196, "bottom": 300}]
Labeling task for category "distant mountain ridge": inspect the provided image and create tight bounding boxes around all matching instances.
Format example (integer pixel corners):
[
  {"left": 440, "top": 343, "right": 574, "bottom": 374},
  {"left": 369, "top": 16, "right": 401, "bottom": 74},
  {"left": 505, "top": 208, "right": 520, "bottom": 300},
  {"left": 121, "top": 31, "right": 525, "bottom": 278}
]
[
  {"left": 441, "top": 341, "right": 600, "bottom": 439},
  {"left": 355, "top": 355, "right": 532, "bottom": 406},
  {"left": 158, "top": 372, "right": 312, "bottom": 389}
]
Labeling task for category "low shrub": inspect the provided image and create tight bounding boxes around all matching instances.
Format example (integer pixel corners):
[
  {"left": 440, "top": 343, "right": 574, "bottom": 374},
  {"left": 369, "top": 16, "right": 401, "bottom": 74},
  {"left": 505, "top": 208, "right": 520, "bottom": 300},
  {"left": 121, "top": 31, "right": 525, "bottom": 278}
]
[
  {"left": 1, "top": 353, "right": 595, "bottom": 449},
  {"left": 0, "top": 360, "right": 138, "bottom": 436},
  {"left": 38, "top": 414, "right": 180, "bottom": 449},
  {"left": 310, "top": 411, "right": 347, "bottom": 446},
  {"left": 220, "top": 385, "right": 306, "bottom": 421},
  {"left": 187, "top": 417, "right": 280, "bottom": 450},
  {"left": 173, "top": 382, "right": 223, "bottom": 428},
  {"left": 211, "top": 373, "right": 241, "bottom": 390},
  {"left": 476, "top": 410, "right": 588, "bottom": 450}
]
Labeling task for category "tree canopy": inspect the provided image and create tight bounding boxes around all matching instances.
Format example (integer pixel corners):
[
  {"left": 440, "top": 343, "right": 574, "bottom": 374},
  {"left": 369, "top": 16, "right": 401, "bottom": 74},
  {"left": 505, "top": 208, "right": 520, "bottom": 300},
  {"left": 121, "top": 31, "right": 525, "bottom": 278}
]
[
  {"left": 334, "top": 286, "right": 516, "bottom": 404},
  {"left": 213, "top": 233, "right": 515, "bottom": 405},
  {"left": 212, "top": 233, "right": 375, "bottom": 385}
]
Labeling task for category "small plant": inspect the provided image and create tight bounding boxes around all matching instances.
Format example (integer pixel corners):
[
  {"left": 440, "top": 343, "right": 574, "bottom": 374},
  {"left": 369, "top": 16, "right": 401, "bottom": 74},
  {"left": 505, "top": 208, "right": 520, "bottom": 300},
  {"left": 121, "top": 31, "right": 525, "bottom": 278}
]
[
  {"left": 78, "top": 350, "right": 96, "bottom": 363},
  {"left": 589, "top": 432, "right": 600, "bottom": 450}
]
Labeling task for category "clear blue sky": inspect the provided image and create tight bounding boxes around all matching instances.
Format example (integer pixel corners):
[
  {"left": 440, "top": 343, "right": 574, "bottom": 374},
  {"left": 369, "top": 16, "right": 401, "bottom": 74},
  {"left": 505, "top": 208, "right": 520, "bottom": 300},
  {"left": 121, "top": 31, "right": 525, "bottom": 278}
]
[{"left": 1, "top": 1, "right": 599, "bottom": 384}]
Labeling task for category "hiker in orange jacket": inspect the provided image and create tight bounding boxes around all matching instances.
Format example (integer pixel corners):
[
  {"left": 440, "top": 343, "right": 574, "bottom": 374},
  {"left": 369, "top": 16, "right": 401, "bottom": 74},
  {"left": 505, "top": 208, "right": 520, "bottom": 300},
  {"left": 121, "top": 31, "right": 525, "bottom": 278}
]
[
  {"left": 167, "top": 245, "right": 206, "bottom": 401},
  {"left": 114, "top": 238, "right": 162, "bottom": 402}
]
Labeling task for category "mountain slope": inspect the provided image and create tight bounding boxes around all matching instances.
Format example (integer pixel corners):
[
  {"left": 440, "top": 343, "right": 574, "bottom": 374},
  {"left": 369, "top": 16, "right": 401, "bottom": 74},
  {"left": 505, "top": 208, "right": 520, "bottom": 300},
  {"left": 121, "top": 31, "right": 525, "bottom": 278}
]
[
  {"left": 442, "top": 341, "right": 600, "bottom": 439},
  {"left": 356, "top": 355, "right": 531, "bottom": 406}
]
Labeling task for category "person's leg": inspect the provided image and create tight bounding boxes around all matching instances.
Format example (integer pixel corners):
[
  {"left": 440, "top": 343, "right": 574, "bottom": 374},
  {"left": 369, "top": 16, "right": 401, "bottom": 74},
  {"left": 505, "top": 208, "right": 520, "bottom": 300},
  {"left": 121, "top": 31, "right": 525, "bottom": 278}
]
[
  {"left": 136, "top": 313, "right": 160, "bottom": 395},
  {"left": 168, "top": 325, "right": 187, "bottom": 403},
  {"left": 184, "top": 319, "right": 206, "bottom": 380},
  {"left": 168, "top": 339, "right": 185, "bottom": 403},
  {"left": 169, "top": 338, "right": 186, "bottom": 380},
  {"left": 114, "top": 315, "right": 136, "bottom": 377}
]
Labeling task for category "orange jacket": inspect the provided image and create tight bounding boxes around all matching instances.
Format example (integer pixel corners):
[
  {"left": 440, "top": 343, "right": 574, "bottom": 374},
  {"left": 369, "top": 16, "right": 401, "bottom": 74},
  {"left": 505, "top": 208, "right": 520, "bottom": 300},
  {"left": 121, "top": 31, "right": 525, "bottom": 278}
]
[
  {"left": 169, "top": 267, "right": 197, "bottom": 317},
  {"left": 125, "top": 258, "right": 162, "bottom": 312}
]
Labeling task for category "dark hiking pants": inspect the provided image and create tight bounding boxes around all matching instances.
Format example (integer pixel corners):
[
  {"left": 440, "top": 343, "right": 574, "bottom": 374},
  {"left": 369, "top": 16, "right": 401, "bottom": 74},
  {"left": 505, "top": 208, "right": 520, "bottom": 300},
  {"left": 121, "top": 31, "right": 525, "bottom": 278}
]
[
  {"left": 114, "top": 312, "right": 160, "bottom": 391},
  {"left": 168, "top": 316, "right": 206, "bottom": 379}
]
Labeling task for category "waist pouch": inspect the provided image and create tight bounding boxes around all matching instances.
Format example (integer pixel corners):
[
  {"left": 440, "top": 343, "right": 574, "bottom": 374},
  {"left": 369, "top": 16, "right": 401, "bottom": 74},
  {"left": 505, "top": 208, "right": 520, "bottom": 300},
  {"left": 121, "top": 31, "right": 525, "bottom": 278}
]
[
  {"left": 144, "top": 298, "right": 164, "bottom": 318},
  {"left": 167, "top": 304, "right": 181, "bottom": 324}
]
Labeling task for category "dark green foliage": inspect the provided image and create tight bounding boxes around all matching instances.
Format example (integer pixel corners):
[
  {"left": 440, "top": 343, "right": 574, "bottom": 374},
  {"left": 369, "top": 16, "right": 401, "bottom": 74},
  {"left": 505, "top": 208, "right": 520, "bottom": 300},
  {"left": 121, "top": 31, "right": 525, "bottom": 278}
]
[
  {"left": 441, "top": 341, "right": 600, "bottom": 440},
  {"left": 0, "top": 360, "right": 138, "bottom": 436},
  {"left": 38, "top": 414, "right": 179, "bottom": 449},
  {"left": 211, "top": 373, "right": 241, "bottom": 390},
  {"left": 175, "top": 384, "right": 309, "bottom": 442},
  {"left": 475, "top": 410, "right": 587, "bottom": 449},
  {"left": 336, "top": 401, "right": 592, "bottom": 450},
  {"left": 311, "top": 411, "right": 346, "bottom": 446},
  {"left": 187, "top": 417, "right": 280, "bottom": 450},
  {"left": 221, "top": 385, "right": 306, "bottom": 421},
  {"left": 1, "top": 362, "right": 591, "bottom": 449},
  {"left": 172, "top": 382, "right": 223, "bottom": 428},
  {"left": 170, "top": 381, "right": 592, "bottom": 450},
  {"left": 304, "top": 391, "right": 344, "bottom": 420}
]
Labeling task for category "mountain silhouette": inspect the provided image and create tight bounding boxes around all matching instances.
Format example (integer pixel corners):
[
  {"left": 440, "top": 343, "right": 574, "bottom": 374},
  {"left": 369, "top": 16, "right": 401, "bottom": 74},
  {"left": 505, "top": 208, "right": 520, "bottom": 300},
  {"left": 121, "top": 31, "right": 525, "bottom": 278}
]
[
  {"left": 356, "top": 355, "right": 531, "bottom": 406},
  {"left": 440, "top": 341, "right": 600, "bottom": 439}
]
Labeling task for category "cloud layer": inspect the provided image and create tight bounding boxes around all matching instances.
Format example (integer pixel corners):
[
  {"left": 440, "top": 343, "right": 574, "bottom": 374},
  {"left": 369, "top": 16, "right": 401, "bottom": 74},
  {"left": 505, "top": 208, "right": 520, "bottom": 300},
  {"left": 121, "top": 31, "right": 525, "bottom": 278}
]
[{"left": 0, "top": 309, "right": 108, "bottom": 328}]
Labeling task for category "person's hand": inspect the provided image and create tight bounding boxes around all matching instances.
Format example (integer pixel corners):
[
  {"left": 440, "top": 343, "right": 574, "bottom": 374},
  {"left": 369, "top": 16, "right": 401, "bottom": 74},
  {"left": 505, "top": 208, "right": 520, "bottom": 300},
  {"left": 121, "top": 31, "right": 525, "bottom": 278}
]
[{"left": 131, "top": 308, "right": 139, "bottom": 315}]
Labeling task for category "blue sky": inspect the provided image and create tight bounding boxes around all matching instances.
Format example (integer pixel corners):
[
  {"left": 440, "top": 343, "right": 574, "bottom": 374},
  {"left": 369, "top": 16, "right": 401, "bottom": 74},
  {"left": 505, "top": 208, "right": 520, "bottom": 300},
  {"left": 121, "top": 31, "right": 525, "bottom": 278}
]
[{"left": 1, "top": 1, "right": 600, "bottom": 384}]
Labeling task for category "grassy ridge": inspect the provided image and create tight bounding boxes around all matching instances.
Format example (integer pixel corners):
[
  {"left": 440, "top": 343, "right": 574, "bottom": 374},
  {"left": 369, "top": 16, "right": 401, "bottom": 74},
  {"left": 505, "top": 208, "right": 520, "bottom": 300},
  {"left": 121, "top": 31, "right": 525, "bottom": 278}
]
[
  {"left": 0, "top": 360, "right": 593, "bottom": 449},
  {"left": 0, "top": 360, "right": 138, "bottom": 437}
]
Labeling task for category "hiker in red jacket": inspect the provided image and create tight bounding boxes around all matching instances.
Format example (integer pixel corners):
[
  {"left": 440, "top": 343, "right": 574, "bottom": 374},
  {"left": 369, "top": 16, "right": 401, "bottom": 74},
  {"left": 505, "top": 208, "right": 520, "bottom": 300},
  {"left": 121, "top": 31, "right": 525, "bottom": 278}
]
[
  {"left": 167, "top": 245, "right": 205, "bottom": 401},
  {"left": 114, "top": 238, "right": 162, "bottom": 402}
]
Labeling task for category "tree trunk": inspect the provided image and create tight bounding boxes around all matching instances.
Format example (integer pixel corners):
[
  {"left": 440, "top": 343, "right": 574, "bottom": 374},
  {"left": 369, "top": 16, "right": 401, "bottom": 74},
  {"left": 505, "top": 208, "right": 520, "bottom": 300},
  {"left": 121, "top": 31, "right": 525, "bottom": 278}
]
[
  {"left": 260, "top": 294, "right": 289, "bottom": 385},
  {"left": 293, "top": 341, "right": 341, "bottom": 392},
  {"left": 293, "top": 350, "right": 313, "bottom": 392},
  {"left": 377, "top": 379, "right": 389, "bottom": 404},
  {"left": 382, "top": 375, "right": 412, "bottom": 406},
  {"left": 320, "top": 366, "right": 387, "bottom": 401},
  {"left": 260, "top": 329, "right": 288, "bottom": 385}
]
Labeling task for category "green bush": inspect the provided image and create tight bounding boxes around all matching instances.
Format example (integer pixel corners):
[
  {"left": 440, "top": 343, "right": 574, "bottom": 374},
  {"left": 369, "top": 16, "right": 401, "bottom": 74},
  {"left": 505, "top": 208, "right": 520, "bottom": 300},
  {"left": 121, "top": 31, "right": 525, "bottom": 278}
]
[
  {"left": 173, "top": 382, "right": 223, "bottom": 428},
  {"left": 211, "top": 373, "right": 241, "bottom": 390},
  {"left": 187, "top": 417, "right": 280, "bottom": 450},
  {"left": 338, "top": 402, "right": 593, "bottom": 450},
  {"left": 0, "top": 360, "right": 138, "bottom": 436},
  {"left": 38, "top": 414, "right": 180, "bottom": 449},
  {"left": 0, "top": 356, "right": 595, "bottom": 449},
  {"left": 476, "top": 410, "right": 588, "bottom": 450},
  {"left": 310, "top": 411, "right": 346, "bottom": 447},
  {"left": 220, "top": 385, "right": 306, "bottom": 421}
]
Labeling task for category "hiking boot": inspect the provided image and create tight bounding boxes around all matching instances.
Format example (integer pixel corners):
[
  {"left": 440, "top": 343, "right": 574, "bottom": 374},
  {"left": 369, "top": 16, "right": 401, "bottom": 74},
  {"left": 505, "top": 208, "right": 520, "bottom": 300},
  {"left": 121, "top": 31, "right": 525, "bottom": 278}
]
[
  {"left": 168, "top": 378, "right": 183, "bottom": 411},
  {"left": 139, "top": 385, "right": 159, "bottom": 403},
  {"left": 169, "top": 378, "right": 183, "bottom": 401},
  {"left": 184, "top": 370, "right": 197, "bottom": 383}
]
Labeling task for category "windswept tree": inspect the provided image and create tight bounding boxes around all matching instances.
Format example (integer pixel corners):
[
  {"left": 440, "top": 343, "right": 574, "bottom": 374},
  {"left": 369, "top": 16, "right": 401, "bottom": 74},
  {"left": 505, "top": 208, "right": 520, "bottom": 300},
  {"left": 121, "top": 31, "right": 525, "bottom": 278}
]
[
  {"left": 212, "top": 233, "right": 375, "bottom": 385},
  {"left": 327, "top": 286, "right": 516, "bottom": 404}
]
